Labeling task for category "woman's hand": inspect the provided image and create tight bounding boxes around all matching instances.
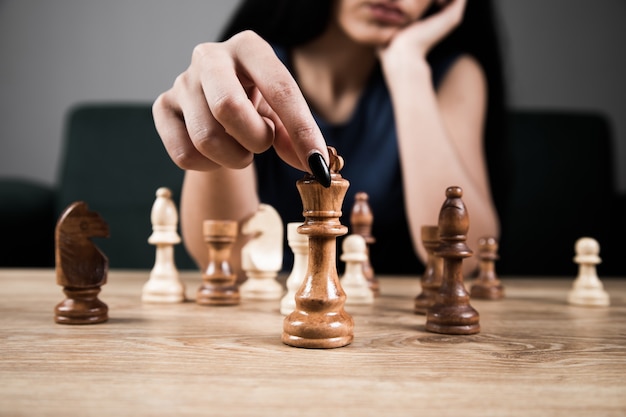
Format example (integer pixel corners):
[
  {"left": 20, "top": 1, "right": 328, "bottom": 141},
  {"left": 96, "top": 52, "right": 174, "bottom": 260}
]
[
  {"left": 153, "top": 30, "right": 328, "bottom": 175},
  {"left": 378, "top": 0, "right": 466, "bottom": 63}
]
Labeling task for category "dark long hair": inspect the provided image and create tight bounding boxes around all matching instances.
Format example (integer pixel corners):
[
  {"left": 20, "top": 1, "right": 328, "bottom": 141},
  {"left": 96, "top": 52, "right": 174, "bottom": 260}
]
[
  {"left": 218, "top": 0, "right": 333, "bottom": 45},
  {"left": 219, "top": 0, "right": 508, "bottom": 211}
]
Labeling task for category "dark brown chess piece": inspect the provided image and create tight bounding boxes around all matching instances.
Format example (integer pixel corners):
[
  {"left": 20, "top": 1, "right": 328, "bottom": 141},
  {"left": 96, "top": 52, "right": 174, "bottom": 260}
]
[
  {"left": 414, "top": 225, "right": 443, "bottom": 314},
  {"left": 196, "top": 219, "right": 240, "bottom": 306},
  {"left": 425, "top": 186, "right": 480, "bottom": 335},
  {"left": 470, "top": 236, "right": 505, "bottom": 299},
  {"left": 350, "top": 192, "right": 378, "bottom": 296},
  {"left": 283, "top": 146, "right": 354, "bottom": 349},
  {"left": 54, "top": 201, "right": 110, "bottom": 324}
]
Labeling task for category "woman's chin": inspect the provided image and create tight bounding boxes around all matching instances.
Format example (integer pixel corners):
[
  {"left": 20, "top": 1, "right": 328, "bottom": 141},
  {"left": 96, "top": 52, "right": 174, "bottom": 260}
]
[{"left": 352, "top": 27, "right": 398, "bottom": 47}]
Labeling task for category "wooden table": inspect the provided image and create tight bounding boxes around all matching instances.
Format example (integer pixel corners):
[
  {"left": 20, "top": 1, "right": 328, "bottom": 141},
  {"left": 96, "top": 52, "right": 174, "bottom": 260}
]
[{"left": 1, "top": 269, "right": 625, "bottom": 417}]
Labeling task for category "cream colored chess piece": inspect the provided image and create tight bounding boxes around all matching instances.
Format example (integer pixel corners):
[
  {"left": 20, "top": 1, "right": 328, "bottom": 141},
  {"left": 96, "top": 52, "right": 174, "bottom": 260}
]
[
  {"left": 567, "top": 237, "right": 610, "bottom": 307},
  {"left": 280, "top": 222, "right": 309, "bottom": 315},
  {"left": 240, "top": 203, "right": 284, "bottom": 300},
  {"left": 340, "top": 234, "right": 374, "bottom": 305},
  {"left": 142, "top": 187, "right": 185, "bottom": 303}
]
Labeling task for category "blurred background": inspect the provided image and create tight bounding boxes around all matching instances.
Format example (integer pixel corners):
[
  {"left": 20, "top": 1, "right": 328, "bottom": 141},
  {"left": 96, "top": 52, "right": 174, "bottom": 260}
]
[
  {"left": 1, "top": 0, "right": 624, "bottom": 191},
  {"left": 0, "top": 0, "right": 624, "bottom": 275}
]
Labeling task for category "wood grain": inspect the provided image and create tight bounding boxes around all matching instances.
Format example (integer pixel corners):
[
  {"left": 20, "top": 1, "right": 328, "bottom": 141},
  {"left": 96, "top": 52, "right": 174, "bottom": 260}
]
[{"left": 1, "top": 269, "right": 625, "bottom": 417}]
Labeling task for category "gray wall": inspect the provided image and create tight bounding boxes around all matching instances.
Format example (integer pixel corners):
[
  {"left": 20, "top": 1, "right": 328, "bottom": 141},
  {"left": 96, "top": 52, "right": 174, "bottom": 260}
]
[{"left": 1, "top": 0, "right": 625, "bottom": 192}]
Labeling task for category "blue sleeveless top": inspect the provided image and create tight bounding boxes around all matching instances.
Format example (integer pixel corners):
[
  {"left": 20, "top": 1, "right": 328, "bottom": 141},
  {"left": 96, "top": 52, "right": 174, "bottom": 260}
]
[{"left": 254, "top": 46, "right": 457, "bottom": 274}]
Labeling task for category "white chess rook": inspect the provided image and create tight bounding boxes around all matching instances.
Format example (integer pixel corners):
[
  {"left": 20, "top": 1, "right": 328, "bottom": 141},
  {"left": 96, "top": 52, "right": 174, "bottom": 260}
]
[
  {"left": 340, "top": 234, "right": 374, "bottom": 305},
  {"left": 280, "top": 222, "right": 309, "bottom": 315},
  {"left": 142, "top": 187, "right": 185, "bottom": 303},
  {"left": 240, "top": 204, "right": 284, "bottom": 300},
  {"left": 567, "top": 237, "right": 610, "bottom": 307}
]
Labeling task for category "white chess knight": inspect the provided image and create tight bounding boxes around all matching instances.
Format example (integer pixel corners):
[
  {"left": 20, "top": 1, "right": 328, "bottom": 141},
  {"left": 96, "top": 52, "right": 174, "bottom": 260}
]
[
  {"left": 567, "top": 237, "right": 610, "bottom": 307},
  {"left": 340, "top": 234, "right": 374, "bottom": 305},
  {"left": 280, "top": 222, "right": 309, "bottom": 315},
  {"left": 240, "top": 203, "right": 284, "bottom": 300},
  {"left": 142, "top": 187, "right": 186, "bottom": 303}
]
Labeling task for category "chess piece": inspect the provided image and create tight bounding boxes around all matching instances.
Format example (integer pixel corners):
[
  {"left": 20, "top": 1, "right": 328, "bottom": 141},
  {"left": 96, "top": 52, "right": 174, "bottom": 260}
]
[
  {"left": 240, "top": 203, "right": 284, "bottom": 300},
  {"left": 196, "top": 220, "right": 240, "bottom": 306},
  {"left": 470, "top": 236, "right": 504, "bottom": 300},
  {"left": 567, "top": 237, "right": 610, "bottom": 306},
  {"left": 414, "top": 225, "right": 443, "bottom": 314},
  {"left": 340, "top": 234, "right": 374, "bottom": 305},
  {"left": 54, "top": 201, "right": 109, "bottom": 324},
  {"left": 350, "top": 192, "right": 379, "bottom": 296},
  {"left": 280, "top": 222, "right": 309, "bottom": 315},
  {"left": 425, "top": 186, "right": 480, "bottom": 335},
  {"left": 142, "top": 187, "right": 185, "bottom": 303},
  {"left": 283, "top": 146, "right": 354, "bottom": 348}
]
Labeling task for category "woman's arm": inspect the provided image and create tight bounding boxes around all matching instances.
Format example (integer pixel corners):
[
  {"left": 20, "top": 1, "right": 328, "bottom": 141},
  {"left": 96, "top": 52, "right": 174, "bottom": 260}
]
[
  {"left": 180, "top": 167, "right": 258, "bottom": 274},
  {"left": 379, "top": 0, "right": 499, "bottom": 275}
]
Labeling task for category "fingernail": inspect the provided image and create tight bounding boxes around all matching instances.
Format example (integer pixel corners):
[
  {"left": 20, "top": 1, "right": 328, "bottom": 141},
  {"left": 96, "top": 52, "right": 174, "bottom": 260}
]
[{"left": 308, "top": 152, "right": 331, "bottom": 188}]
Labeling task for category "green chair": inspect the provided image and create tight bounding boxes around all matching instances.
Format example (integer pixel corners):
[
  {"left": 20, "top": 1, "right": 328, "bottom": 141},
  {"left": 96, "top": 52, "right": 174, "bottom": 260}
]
[
  {"left": 0, "top": 103, "right": 196, "bottom": 270},
  {"left": 0, "top": 179, "right": 56, "bottom": 267},
  {"left": 1, "top": 103, "right": 622, "bottom": 276},
  {"left": 55, "top": 102, "right": 196, "bottom": 269}
]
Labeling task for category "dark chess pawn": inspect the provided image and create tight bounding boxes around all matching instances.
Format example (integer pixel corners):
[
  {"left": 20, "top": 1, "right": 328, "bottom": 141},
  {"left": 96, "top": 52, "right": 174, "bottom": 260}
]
[
  {"left": 414, "top": 225, "right": 443, "bottom": 314},
  {"left": 54, "top": 201, "right": 110, "bottom": 324},
  {"left": 350, "top": 192, "right": 378, "bottom": 296},
  {"left": 425, "top": 186, "right": 480, "bottom": 335},
  {"left": 470, "top": 236, "right": 505, "bottom": 300},
  {"left": 196, "top": 219, "right": 240, "bottom": 306}
]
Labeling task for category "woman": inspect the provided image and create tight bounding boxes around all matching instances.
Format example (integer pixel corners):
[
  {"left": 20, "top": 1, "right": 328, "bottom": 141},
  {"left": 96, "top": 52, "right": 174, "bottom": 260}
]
[{"left": 153, "top": 0, "right": 507, "bottom": 276}]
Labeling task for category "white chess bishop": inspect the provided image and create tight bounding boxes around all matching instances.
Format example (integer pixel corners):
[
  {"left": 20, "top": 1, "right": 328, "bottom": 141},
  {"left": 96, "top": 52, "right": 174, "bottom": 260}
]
[
  {"left": 142, "top": 187, "right": 185, "bottom": 303},
  {"left": 340, "top": 234, "right": 374, "bottom": 305},
  {"left": 567, "top": 237, "right": 610, "bottom": 307},
  {"left": 240, "top": 203, "right": 284, "bottom": 300},
  {"left": 280, "top": 222, "right": 309, "bottom": 315}
]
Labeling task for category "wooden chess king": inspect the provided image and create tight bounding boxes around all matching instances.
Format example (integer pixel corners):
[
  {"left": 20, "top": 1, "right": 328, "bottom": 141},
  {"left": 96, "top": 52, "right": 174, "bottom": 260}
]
[{"left": 282, "top": 147, "right": 354, "bottom": 349}]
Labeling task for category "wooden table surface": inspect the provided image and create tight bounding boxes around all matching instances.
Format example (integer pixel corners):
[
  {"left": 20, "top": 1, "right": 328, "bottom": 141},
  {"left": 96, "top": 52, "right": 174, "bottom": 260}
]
[{"left": 1, "top": 269, "right": 625, "bottom": 417}]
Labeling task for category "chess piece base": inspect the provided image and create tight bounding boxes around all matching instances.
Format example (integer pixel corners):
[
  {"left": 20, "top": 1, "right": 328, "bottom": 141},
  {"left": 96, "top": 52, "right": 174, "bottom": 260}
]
[
  {"left": 142, "top": 276, "right": 185, "bottom": 303},
  {"left": 567, "top": 290, "right": 610, "bottom": 307},
  {"left": 283, "top": 310, "right": 354, "bottom": 349},
  {"left": 344, "top": 293, "right": 374, "bottom": 305},
  {"left": 282, "top": 333, "right": 353, "bottom": 349},
  {"left": 425, "top": 305, "right": 480, "bottom": 335},
  {"left": 470, "top": 283, "right": 504, "bottom": 300},
  {"left": 196, "top": 285, "right": 240, "bottom": 306},
  {"left": 425, "top": 322, "right": 480, "bottom": 335},
  {"left": 342, "top": 280, "right": 374, "bottom": 306},
  {"left": 414, "top": 291, "right": 437, "bottom": 315},
  {"left": 240, "top": 288, "right": 283, "bottom": 300},
  {"left": 54, "top": 288, "right": 108, "bottom": 325},
  {"left": 239, "top": 274, "right": 284, "bottom": 301},
  {"left": 142, "top": 292, "right": 185, "bottom": 303}
]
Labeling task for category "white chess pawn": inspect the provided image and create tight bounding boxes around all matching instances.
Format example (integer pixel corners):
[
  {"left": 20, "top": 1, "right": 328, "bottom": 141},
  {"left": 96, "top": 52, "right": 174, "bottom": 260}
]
[
  {"left": 142, "top": 187, "right": 185, "bottom": 303},
  {"left": 280, "top": 222, "right": 309, "bottom": 315},
  {"left": 567, "top": 237, "right": 610, "bottom": 307},
  {"left": 340, "top": 234, "right": 374, "bottom": 305},
  {"left": 240, "top": 204, "right": 284, "bottom": 300}
]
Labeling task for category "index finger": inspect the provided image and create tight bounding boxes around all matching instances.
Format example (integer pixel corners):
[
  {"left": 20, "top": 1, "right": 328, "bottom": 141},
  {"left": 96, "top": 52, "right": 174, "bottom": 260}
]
[{"left": 226, "top": 31, "right": 330, "bottom": 183}]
